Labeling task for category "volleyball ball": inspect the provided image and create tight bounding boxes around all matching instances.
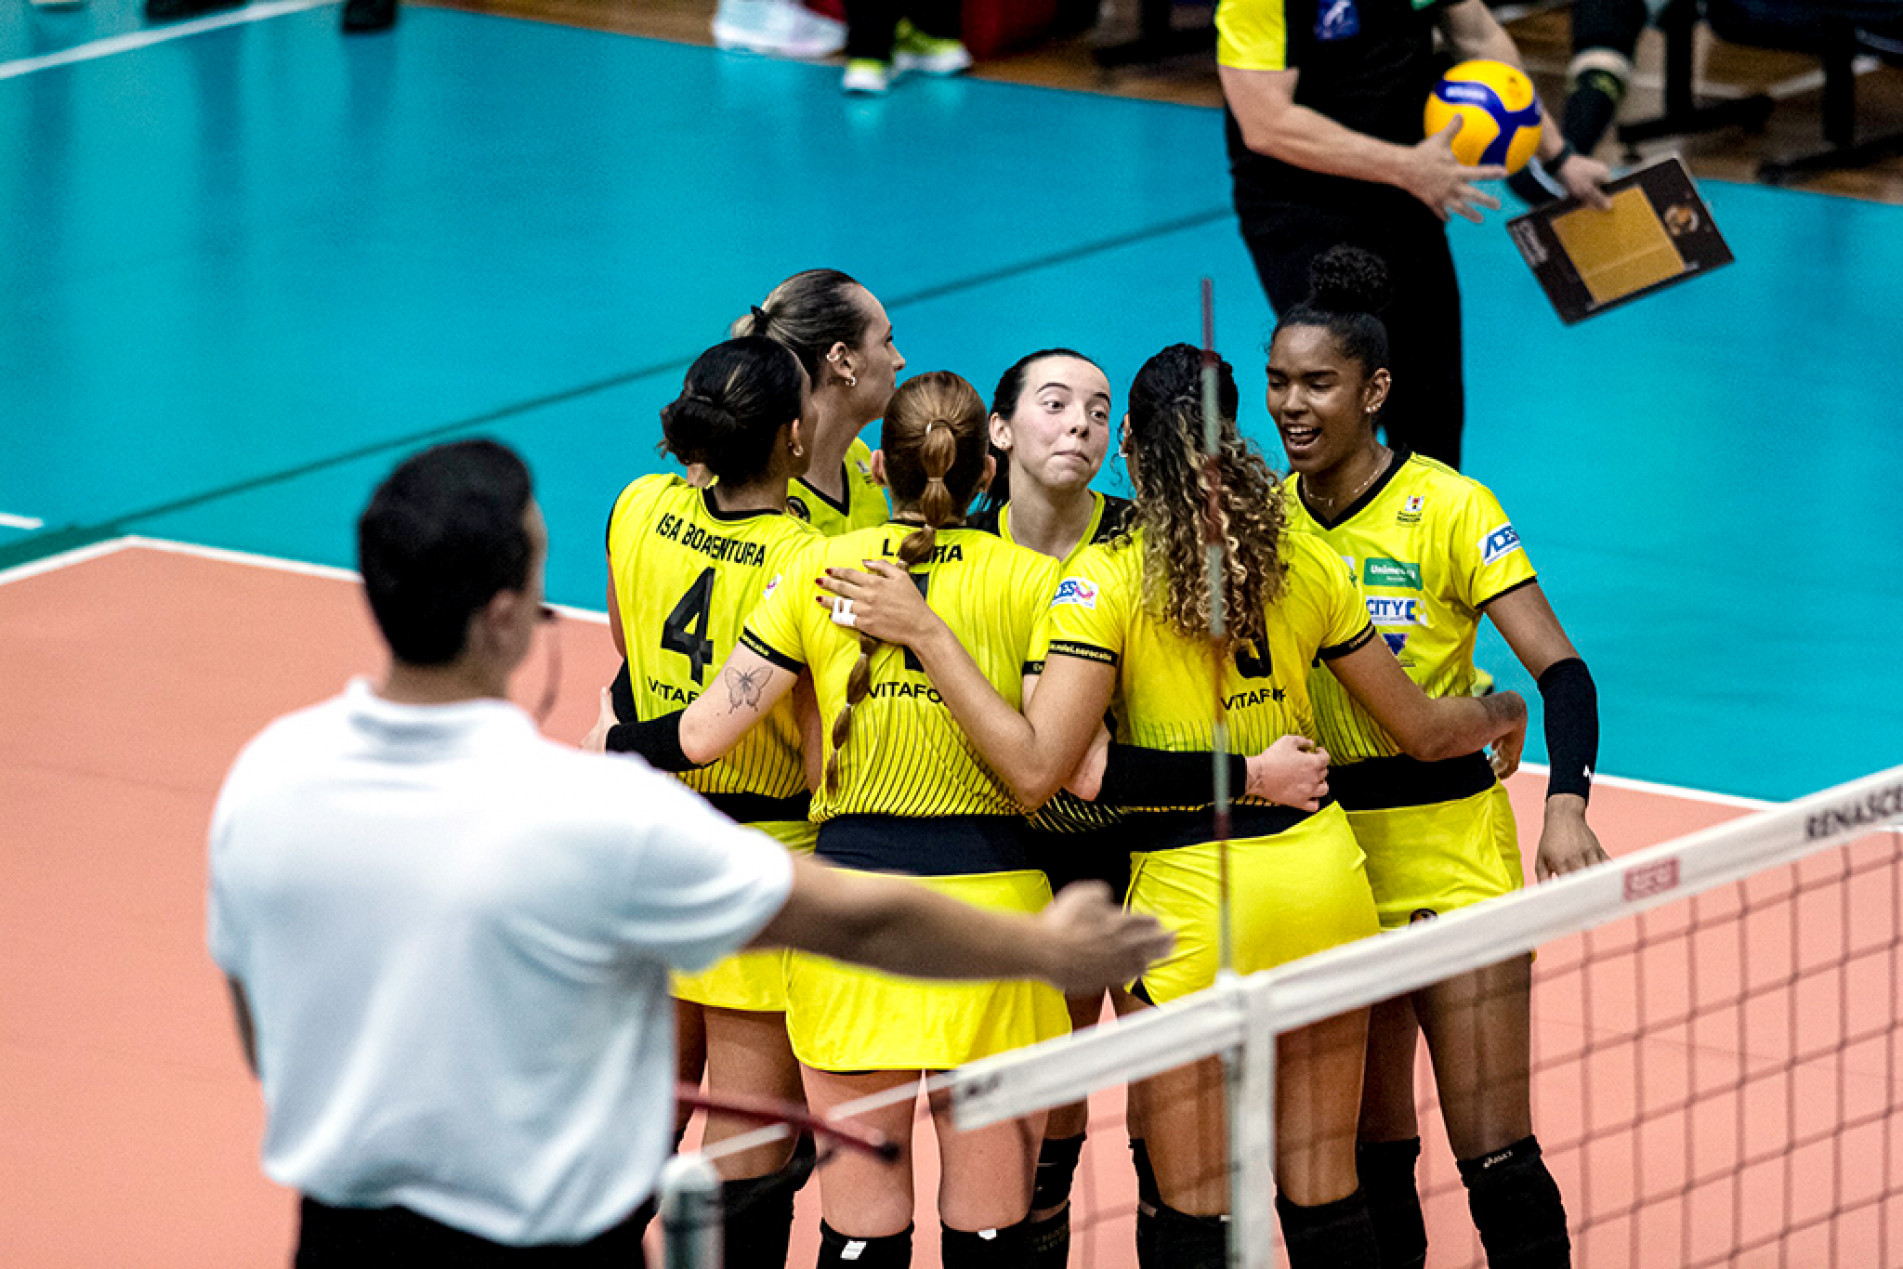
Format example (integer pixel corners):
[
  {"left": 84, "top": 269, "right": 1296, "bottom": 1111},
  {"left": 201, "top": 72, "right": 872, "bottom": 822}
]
[{"left": 1424, "top": 59, "right": 1543, "bottom": 174}]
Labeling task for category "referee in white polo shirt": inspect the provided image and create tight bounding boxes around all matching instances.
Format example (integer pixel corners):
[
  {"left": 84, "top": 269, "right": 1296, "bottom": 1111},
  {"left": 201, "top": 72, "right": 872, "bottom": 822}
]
[{"left": 207, "top": 439, "right": 1171, "bottom": 1267}]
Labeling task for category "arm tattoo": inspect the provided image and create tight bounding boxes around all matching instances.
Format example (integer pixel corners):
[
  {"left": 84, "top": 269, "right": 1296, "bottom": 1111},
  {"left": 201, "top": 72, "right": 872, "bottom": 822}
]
[{"left": 726, "top": 665, "right": 767, "bottom": 713}]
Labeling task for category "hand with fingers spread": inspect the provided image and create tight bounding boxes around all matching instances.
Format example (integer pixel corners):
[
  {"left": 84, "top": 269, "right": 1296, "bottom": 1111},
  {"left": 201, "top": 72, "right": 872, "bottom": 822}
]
[
  {"left": 1036, "top": 880, "right": 1175, "bottom": 994},
  {"left": 1407, "top": 119, "right": 1508, "bottom": 223},
  {"left": 1535, "top": 795, "right": 1610, "bottom": 881},
  {"left": 814, "top": 559, "right": 941, "bottom": 646},
  {"left": 580, "top": 687, "right": 615, "bottom": 754},
  {"left": 1245, "top": 734, "right": 1331, "bottom": 810}
]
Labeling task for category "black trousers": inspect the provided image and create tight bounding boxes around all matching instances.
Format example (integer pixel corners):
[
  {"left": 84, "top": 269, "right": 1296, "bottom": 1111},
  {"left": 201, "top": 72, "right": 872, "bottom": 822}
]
[
  {"left": 295, "top": 1196, "right": 650, "bottom": 1268},
  {"left": 843, "top": 0, "right": 961, "bottom": 60},
  {"left": 1238, "top": 193, "right": 1466, "bottom": 470}
]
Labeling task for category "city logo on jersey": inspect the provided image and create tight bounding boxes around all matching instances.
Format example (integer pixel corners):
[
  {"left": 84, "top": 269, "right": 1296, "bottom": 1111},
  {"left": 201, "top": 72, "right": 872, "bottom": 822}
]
[
  {"left": 1366, "top": 596, "right": 1424, "bottom": 626},
  {"left": 1382, "top": 632, "right": 1408, "bottom": 656},
  {"left": 1315, "top": 0, "right": 1360, "bottom": 41},
  {"left": 786, "top": 495, "right": 811, "bottom": 523},
  {"left": 1396, "top": 494, "right": 1425, "bottom": 525},
  {"left": 1480, "top": 524, "right": 1523, "bottom": 565},
  {"left": 1363, "top": 558, "right": 1422, "bottom": 590},
  {"left": 1052, "top": 577, "right": 1098, "bottom": 609}
]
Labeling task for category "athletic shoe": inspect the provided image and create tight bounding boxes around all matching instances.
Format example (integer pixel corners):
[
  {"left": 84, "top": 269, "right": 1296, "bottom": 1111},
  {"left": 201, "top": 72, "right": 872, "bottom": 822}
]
[
  {"left": 891, "top": 17, "right": 971, "bottom": 74},
  {"left": 713, "top": 0, "right": 845, "bottom": 60},
  {"left": 841, "top": 58, "right": 890, "bottom": 94},
  {"left": 341, "top": 0, "right": 395, "bottom": 32}
]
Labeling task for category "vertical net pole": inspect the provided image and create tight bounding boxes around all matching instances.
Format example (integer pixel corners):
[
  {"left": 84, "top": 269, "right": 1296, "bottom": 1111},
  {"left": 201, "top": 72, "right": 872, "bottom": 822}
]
[
  {"left": 1198, "top": 277, "right": 1234, "bottom": 977},
  {"left": 658, "top": 1152, "right": 723, "bottom": 1269}
]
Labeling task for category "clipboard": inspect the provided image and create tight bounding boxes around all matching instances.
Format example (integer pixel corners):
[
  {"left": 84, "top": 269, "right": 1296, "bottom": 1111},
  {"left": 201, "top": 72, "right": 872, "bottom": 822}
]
[{"left": 1507, "top": 155, "right": 1733, "bottom": 325}]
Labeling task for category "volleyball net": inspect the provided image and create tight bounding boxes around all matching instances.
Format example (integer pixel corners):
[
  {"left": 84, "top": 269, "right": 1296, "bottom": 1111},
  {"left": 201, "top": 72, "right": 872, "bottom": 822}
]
[{"left": 661, "top": 764, "right": 1903, "bottom": 1267}]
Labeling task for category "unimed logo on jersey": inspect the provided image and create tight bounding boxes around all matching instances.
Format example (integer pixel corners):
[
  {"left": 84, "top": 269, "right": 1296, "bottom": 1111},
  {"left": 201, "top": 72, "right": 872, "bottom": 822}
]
[
  {"left": 1052, "top": 578, "right": 1097, "bottom": 609},
  {"left": 1364, "top": 558, "right": 1422, "bottom": 589},
  {"left": 1480, "top": 524, "right": 1522, "bottom": 565}
]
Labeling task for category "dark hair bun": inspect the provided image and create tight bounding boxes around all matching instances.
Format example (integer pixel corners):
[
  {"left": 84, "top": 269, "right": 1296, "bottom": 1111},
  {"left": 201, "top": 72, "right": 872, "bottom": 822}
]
[
  {"left": 1308, "top": 245, "right": 1390, "bottom": 316},
  {"left": 659, "top": 393, "right": 738, "bottom": 469}
]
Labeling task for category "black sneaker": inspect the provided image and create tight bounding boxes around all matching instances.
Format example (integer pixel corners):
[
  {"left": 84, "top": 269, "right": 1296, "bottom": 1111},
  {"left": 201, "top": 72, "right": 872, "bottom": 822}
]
[
  {"left": 341, "top": 0, "right": 395, "bottom": 33},
  {"left": 144, "top": 0, "right": 241, "bottom": 21}
]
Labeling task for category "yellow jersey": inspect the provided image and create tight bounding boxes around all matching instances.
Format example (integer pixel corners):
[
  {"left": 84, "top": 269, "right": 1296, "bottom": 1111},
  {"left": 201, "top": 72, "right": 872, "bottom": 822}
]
[
  {"left": 1284, "top": 453, "right": 1537, "bottom": 765},
  {"left": 742, "top": 524, "right": 1060, "bottom": 822},
  {"left": 787, "top": 436, "right": 889, "bottom": 537},
  {"left": 607, "top": 475, "right": 822, "bottom": 812},
  {"left": 1043, "top": 527, "right": 1374, "bottom": 810}
]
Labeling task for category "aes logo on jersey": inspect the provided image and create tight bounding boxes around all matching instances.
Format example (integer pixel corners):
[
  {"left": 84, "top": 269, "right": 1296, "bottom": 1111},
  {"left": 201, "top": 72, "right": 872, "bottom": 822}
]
[
  {"left": 1052, "top": 578, "right": 1098, "bottom": 609},
  {"left": 1480, "top": 524, "right": 1523, "bottom": 565}
]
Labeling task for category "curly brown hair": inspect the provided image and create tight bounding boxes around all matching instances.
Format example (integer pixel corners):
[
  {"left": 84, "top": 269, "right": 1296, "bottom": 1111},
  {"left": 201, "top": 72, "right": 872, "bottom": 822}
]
[
  {"left": 826, "top": 371, "right": 989, "bottom": 795},
  {"left": 1122, "top": 343, "right": 1287, "bottom": 647}
]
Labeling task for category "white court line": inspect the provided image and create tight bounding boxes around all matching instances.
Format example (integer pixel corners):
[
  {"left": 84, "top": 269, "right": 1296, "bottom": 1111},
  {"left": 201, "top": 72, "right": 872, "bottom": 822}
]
[
  {"left": 0, "top": 536, "right": 1814, "bottom": 803},
  {"left": 0, "top": 512, "right": 47, "bottom": 531},
  {"left": 0, "top": 0, "right": 338, "bottom": 82}
]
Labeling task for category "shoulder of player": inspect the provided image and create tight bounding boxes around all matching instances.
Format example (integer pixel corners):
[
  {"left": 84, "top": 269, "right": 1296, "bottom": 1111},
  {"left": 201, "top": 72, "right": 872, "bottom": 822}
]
[{"left": 1092, "top": 493, "right": 1135, "bottom": 544}]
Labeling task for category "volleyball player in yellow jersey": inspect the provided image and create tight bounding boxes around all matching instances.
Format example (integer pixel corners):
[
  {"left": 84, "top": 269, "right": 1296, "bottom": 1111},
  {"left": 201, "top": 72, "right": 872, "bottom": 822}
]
[
  {"left": 815, "top": 343, "right": 1528, "bottom": 1269},
  {"left": 735, "top": 268, "right": 900, "bottom": 536},
  {"left": 1270, "top": 246, "right": 1607, "bottom": 1269},
  {"left": 967, "top": 347, "right": 1138, "bottom": 1268},
  {"left": 587, "top": 336, "right": 823, "bottom": 1268},
  {"left": 609, "top": 371, "right": 1075, "bottom": 1269}
]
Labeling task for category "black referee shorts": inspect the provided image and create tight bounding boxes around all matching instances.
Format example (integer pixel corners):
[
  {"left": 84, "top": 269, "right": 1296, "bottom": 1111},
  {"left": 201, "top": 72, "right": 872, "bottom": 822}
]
[{"left": 295, "top": 1196, "right": 652, "bottom": 1268}]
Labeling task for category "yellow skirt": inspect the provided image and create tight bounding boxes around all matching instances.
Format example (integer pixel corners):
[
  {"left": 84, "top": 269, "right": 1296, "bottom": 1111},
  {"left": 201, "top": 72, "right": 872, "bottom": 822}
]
[
  {"left": 785, "top": 869, "right": 1071, "bottom": 1072},
  {"left": 1127, "top": 803, "right": 1380, "bottom": 1005},
  {"left": 672, "top": 820, "right": 815, "bottom": 1013},
  {"left": 1347, "top": 782, "right": 1522, "bottom": 932}
]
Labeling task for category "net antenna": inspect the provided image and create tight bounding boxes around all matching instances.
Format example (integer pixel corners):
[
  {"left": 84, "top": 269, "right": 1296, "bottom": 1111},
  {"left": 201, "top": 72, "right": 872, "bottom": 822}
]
[
  {"left": 1198, "top": 278, "right": 1278, "bottom": 1267},
  {"left": 658, "top": 1086, "right": 899, "bottom": 1269}
]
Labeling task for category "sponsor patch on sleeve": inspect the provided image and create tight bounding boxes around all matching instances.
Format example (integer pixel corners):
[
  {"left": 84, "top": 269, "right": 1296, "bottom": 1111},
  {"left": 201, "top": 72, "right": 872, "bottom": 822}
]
[
  {"left": 1480, "top": 524, "right": 1523, "bottom": 566},
  {"left": 1052, "top": 577, "right": 1098, "bottom": 609},
  {"left": 761, "top": 572, "right": 782, "bottom": 601}
]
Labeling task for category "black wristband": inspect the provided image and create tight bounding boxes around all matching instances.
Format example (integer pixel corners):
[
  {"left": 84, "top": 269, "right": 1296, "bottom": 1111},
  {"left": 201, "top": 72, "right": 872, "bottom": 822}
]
[
  {"left": 1537, "top": 657, "right": 1597, "bottom": 802},
  {"left": 605, "top": 710, "right": 703, "bottom": 772},
  {"left": 1098, "top": 744, "right": 1249, "bottom": 809},
  {"left": 1543, "top": 140, "right": 1575, "bottom": 173}
]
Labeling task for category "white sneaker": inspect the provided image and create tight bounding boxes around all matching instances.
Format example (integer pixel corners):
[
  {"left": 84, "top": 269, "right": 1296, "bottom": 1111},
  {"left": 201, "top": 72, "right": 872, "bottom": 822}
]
[
  {"left": 841, "top": 58, "right": 890, "bottom": 94},
  {"left": 713, "top": 0, "right": 846, "bottom": 60},
  {"left": 891, "top": 18, "right": 971, "bottom": 74}
]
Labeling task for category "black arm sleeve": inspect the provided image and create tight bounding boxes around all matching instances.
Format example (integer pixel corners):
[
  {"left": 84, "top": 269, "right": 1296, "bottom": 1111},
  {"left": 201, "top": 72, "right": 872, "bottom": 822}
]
[
  {"left": 1097, "top": 744, "right": 1249, "bottom": 808},
  {"left": 1538, "top": 657, "right": 1598, "bottom": 802},
  {"left": 610, "top": 660, "right": 637, "bottom": 723},
  {"left": 605, "top": 710, "right": 705, "bottom": 772}
]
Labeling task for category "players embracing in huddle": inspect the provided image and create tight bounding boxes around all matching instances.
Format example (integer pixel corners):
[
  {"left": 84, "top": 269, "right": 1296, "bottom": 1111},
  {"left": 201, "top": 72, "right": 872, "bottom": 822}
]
[{"left": 591, "top": 259, "right": 1606, "bottom": 1269}]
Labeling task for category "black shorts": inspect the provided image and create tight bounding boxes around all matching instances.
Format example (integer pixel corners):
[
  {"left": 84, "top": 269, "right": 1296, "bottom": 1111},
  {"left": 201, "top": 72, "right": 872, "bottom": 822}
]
[
  {"left": 1032, "top": 820, "right": 1136, "bottom": 904},
  {"left": 295, "top": 1196, "right": 652, "bottom": 1268}
]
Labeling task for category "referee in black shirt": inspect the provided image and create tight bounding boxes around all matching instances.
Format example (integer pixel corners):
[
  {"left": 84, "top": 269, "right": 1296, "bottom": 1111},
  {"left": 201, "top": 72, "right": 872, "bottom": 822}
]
[{"left": 1217, "top": 0, "right": 1610, "bottom": 470}]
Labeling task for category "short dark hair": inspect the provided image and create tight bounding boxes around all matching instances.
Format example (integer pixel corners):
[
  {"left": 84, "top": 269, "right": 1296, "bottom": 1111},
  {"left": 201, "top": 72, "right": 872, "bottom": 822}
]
[{"left": 357, "top": 439, "right": 534, "bottom": 666}]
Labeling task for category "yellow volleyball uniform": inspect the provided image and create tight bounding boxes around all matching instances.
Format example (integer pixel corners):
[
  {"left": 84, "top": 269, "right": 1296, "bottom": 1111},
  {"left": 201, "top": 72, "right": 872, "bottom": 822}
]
[
  {"left": 1285, "top": 453, "right": 1538, "bottom": 929},
  {"left": 1044, "top": 528, "right": 1382, "bottom": 1002},
  {"left": 607, "top": 474, "right": 821, "bottom": 1010},
  {"left": 743, "top": 522, "right": 1069, "bottom": 1068},
  {"left": 786, "top": 435, "right": 889, "bottom": 537},
  {"left": 973, "top": 492, "right": 1136, "bottom": 894}
]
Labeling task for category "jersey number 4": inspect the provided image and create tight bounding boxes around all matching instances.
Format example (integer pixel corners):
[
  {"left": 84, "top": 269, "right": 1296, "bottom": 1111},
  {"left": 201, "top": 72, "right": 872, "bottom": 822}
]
[
  {"left": 661, "top": 567, "right": 717, "bottom": 684},
  {"left": 1234, "top": 639, "right": 1273, "bottom": 680}
]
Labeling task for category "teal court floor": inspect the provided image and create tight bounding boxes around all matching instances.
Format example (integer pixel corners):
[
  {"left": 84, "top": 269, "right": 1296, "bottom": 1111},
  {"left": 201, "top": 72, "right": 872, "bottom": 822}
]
[{"left": 4, "top": 4, "right": 1901, "bottom": 801}]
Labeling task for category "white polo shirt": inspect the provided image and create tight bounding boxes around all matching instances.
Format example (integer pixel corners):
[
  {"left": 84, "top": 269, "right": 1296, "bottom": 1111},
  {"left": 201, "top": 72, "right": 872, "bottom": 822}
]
[{"left": 207, "top": 679, "right": 793, "bottom": 1246}]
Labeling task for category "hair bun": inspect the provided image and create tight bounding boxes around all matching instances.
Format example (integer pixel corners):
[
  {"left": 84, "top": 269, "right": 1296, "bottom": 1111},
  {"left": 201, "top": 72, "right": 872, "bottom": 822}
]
[{"left": 1307, "top": 245, "right": 1391, "bottom": 316}]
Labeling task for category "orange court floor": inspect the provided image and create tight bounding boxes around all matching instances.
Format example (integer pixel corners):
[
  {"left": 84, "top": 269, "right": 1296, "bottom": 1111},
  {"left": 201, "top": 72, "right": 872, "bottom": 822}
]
[{"left": 9, "top": 540, "right": 1892, "bottom": 1267}]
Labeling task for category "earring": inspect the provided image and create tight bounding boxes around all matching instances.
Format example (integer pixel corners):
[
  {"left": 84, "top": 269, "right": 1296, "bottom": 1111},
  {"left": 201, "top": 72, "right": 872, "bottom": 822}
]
[
  {"left": 846, "top": 375, "right": 857, "bottom": 388},
  {"left": 790, "top": 441, "right": 805, "bottom": 458}
]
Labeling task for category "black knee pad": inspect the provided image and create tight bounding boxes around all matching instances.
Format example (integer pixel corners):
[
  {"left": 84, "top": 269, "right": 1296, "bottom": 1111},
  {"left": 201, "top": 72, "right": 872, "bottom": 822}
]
[
  {"left": 1136, "top": 1199, "right": 1227, "bottom": 1269},
  {"left": 1033, "top": 1133, "right": 1085, "bottom": 1213},
  {"left": 1458, "top": 1136, "right": 1571, "bottom": 1269},
  {"left": 1274, "top": 1189, "right": 1381, "bottom": 1269},
  {"left": 941, "top": 1221, "right": 1031, "bottom": 1269},
  {"left": 818, "top": 1221, "right": 913, "bottom": 1268},
  {"left": 719, "top": 1169, "right": 797, "bottom": 1269},
  {"left": 1356, "top": 1137, "right": 1426, "bottom": 1269}
]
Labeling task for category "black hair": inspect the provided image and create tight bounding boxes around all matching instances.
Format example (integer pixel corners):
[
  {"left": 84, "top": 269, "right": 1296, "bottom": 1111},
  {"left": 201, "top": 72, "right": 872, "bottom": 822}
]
[
  {"left": 732, "top": 269, "right": 874, "bottom": 383},
  {"left": 1271, "top": 245, "right": 1392, "bottom": 375},
  {"left": 977, "top": 347, "right": 1102, "bottom": 516},
  {"left": 660, "top": 336, "right": 805, "bottom": 485},
  {"left": 357, "top": 439, "right": 533, "bottom": 667}
]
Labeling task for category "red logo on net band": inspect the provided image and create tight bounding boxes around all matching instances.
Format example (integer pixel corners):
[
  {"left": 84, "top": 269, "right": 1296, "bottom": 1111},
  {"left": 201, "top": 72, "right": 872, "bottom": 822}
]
[{"left": 1623, "top": 859, "right": 1680, "bottom": 903}]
